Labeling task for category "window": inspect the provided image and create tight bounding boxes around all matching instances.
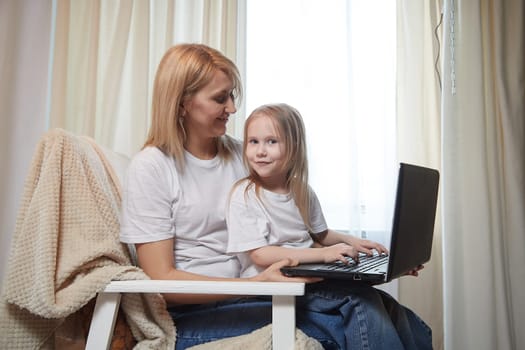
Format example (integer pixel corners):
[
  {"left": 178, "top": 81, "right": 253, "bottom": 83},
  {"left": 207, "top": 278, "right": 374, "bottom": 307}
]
[{"left": 245, "top": 0, "right": 397, "bottom": 246}]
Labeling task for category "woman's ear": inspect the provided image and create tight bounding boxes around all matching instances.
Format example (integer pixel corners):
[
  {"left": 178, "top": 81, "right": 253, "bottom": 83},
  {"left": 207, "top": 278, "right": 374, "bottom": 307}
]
[{"left": 180, "top": 97, "right": 192, "bottom": 116}]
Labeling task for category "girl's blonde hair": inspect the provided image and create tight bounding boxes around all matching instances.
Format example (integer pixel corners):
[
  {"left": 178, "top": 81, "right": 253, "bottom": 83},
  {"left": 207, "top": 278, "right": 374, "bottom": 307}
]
[
  {"left": 144, "top": 43, "right": 242, "bottom": 170},
  {"left": 242, "top": 103, "right": 312, "bottom": 230}
]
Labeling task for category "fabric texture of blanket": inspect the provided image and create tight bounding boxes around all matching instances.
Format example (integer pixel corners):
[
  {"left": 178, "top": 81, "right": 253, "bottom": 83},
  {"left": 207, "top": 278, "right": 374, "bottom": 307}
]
[
  {"left": 187, "top": 324, "right": 323, "bottom": 350},
  {"left": 0, "top": 129, "right": 175, "bottom": 349}
]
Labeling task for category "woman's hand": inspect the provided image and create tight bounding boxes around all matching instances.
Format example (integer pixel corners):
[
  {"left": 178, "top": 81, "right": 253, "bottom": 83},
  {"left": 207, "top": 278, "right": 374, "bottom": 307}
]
[{"left": 252, "top": 258, "right": 322, "bottom": 284}]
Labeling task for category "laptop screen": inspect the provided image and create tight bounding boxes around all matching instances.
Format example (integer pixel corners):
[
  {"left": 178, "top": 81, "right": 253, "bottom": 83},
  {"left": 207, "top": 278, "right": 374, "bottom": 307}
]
[{"left": 387, "top": 163, "right": 440, "bottom": 280}]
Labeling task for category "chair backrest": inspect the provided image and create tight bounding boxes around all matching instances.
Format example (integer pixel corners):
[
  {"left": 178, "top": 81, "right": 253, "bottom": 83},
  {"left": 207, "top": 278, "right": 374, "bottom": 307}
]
[
  {"left": 98, "top": 144, "right": 130, "bottom": 189},
  {"left": 97, "top": 145, "right": 139, "bottom": 265}
]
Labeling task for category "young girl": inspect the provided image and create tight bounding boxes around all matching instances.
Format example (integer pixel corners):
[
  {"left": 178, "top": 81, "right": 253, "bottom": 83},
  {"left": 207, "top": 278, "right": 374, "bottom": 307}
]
[{"left": 227, "top": 103, "right": 388, "bottom": 277}]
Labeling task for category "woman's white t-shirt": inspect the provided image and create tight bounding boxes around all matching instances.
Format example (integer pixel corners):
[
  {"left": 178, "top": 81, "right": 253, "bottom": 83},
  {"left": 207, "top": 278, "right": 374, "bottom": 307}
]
[
  {"left": 226, "top": 179, "right": 328, "bottom": 277},
  {"left": 120, "top": 141, "right": 247, "bottom": 278}
]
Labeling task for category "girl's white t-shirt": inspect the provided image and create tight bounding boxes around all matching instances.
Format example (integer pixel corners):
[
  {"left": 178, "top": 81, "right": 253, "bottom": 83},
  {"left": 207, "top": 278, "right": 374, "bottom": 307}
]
[
  {"left": 120, "top": 141, "right": 247, "bottom": 278},
  {"left": 226, "top": 179, "right": 328, "bottom": 277}
]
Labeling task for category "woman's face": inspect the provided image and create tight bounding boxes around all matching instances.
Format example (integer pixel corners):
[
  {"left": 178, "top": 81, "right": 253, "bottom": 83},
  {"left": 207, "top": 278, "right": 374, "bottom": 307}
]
[{"left": 182, "top": 70, "right": 236, "bottom": 141}]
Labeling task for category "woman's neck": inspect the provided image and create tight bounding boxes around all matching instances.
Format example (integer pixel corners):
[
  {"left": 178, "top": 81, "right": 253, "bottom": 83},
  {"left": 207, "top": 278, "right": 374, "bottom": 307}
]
[{"left": 185, "top": 137, "right": 218, "bottom": 160}]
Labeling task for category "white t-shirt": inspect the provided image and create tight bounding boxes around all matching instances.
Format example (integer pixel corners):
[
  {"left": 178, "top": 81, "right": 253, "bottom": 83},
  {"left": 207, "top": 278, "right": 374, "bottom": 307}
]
[
  {"left": 120, "top": 140, "right": 247, "bottom": 278},
  {"left": 226, "top": 179, "right": 328, "bottom": 277}
]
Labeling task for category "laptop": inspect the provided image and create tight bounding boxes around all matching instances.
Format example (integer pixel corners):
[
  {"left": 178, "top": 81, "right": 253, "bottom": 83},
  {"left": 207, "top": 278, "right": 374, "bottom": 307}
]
[{"left": 281, "top": 163, "right": 440, "bottom": 284}]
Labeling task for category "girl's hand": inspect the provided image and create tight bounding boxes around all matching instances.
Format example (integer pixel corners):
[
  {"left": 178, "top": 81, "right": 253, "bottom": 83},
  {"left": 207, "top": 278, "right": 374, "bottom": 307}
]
[
  {"left": 314, "top": 230, "right": 388, "bottom": 257},
  {"left": 346, "top": 236, "right": 388, "bottom": 256},
  {"left": 252, "top": 258, "right": 322, "bottom": 283},
  {"left": 321, "top": 243, "right": 359, "bottom": 263}
]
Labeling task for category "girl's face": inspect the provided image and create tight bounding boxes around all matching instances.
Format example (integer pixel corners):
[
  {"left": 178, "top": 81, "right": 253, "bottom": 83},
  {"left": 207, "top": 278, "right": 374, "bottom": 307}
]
[
  {"left": 245, "top": 115, "right": 288, "bottom": 192},
  {"left": 183, "top": 70, "right": 236, "bottom": 142}
]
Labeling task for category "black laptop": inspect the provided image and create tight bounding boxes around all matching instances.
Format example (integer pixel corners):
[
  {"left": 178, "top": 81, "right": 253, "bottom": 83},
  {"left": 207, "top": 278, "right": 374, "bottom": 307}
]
[{"left": 281, "top": 163, "right": 440, "bottom": 284}]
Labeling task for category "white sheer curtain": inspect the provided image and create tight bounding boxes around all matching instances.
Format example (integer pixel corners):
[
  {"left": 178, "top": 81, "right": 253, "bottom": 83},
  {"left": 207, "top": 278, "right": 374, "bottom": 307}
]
[
  {"left": 441, "top": 0, "right": 525, "bottom": 349},
  {"left": 245, "top": 0, "right": 398, "bottom": 247}
]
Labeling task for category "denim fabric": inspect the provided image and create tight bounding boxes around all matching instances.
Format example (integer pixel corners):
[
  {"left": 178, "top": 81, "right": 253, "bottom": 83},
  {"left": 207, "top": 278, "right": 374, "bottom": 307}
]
[
  {"left": 169, "top": 282, "right": 432, "bottom": 350},
  {"left": 169, "top": 297, "right": 272, "bottom": 349},
  {"left": 300, "top": 281, "right": 432, "bottom": 350}
]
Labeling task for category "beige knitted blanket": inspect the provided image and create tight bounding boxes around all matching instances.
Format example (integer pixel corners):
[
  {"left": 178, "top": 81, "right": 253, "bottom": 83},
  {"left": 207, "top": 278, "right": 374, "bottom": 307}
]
[
  {"left": 0, "top": 129, "right": 175, "bottom": 349},
  {"left": 188, "top": 324, "right": 323, "bottom": 350}
]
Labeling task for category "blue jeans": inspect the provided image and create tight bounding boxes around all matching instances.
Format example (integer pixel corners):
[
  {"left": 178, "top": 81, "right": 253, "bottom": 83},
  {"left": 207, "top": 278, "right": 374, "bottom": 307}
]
[{"left": 169, "top": 281, "right": 432, "bottom": 349}]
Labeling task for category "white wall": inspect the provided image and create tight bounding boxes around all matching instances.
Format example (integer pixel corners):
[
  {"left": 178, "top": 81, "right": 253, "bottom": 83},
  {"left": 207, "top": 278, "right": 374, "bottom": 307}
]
[{"left": 0, "top": 0, "right": 52, "bottom": 286}]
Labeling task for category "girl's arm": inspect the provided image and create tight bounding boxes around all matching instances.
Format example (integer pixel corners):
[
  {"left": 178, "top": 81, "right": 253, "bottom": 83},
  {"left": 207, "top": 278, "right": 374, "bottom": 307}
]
[
  {"left": 136, "top": 239, "right": 317, "bottom": 305},
  {"left": 313, "top": 229, "right": 389, "bottom": 256},
  {"left": 249, "top": 243, "right": 358, "bottom": 268}
]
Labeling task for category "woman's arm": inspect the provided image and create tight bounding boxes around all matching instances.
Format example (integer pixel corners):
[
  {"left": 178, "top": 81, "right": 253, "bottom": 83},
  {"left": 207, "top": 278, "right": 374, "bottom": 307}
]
[
  {"left": 136, "top": 239, "right": 318, "bottom": 305},
  {"left": 136, "top": 239, "right": 240, "bottom": 304}
]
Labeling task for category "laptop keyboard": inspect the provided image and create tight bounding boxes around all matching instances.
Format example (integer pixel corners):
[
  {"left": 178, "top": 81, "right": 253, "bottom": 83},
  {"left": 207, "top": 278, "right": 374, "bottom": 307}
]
[{"left": 325, "top": 253, "right": 388, "bottom": 272}]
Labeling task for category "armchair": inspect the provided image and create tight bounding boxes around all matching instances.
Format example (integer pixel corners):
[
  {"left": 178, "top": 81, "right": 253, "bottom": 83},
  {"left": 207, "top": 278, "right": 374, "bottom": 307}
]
[
  {"left": 0, "top": 129, "right": 307, "bottom": 350},
  {"left": 86, "top": 280, "right": 304, "bottom": 350}
]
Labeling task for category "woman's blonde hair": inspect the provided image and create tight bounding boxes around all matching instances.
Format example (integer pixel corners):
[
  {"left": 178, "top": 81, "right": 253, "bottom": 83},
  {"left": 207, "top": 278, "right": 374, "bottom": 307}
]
[
  {"left": 242, "top": 103, "right": 312, "bottom": 230},
  {"left": 144, "top": 43, "right": 242, "bottom": 170}
]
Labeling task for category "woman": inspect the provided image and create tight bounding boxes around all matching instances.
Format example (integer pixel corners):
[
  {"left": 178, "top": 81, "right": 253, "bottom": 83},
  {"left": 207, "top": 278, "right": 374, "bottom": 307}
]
[{"left": 120, "top": 43, "right": 432, "bottom": 349}]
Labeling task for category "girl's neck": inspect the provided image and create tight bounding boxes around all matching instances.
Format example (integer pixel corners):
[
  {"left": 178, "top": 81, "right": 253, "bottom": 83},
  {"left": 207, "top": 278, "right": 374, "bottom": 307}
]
[
  {"left": 258, "top": 177, "right": 289, "bottom": 194},
  {"left": 185, "top": 137, "right": 218, "bottom": 160}
]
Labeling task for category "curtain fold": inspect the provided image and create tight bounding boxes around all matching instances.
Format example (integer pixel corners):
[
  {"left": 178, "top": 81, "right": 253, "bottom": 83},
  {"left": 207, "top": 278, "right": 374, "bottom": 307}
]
[
  {"left": 0, "top": 0, "right": 53, "bottom": 287},
  {"left": 399, "top": 1, "right": 525, "bottom": 349},
  {"left": 441, "top": 0, "right": 525, "bottom": 349},
  {"left": 396, "top": 1, "right": 443, "bottom": 349},
  {"left": 49, "top": 0, "right": 239, "bottom": 157}
]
